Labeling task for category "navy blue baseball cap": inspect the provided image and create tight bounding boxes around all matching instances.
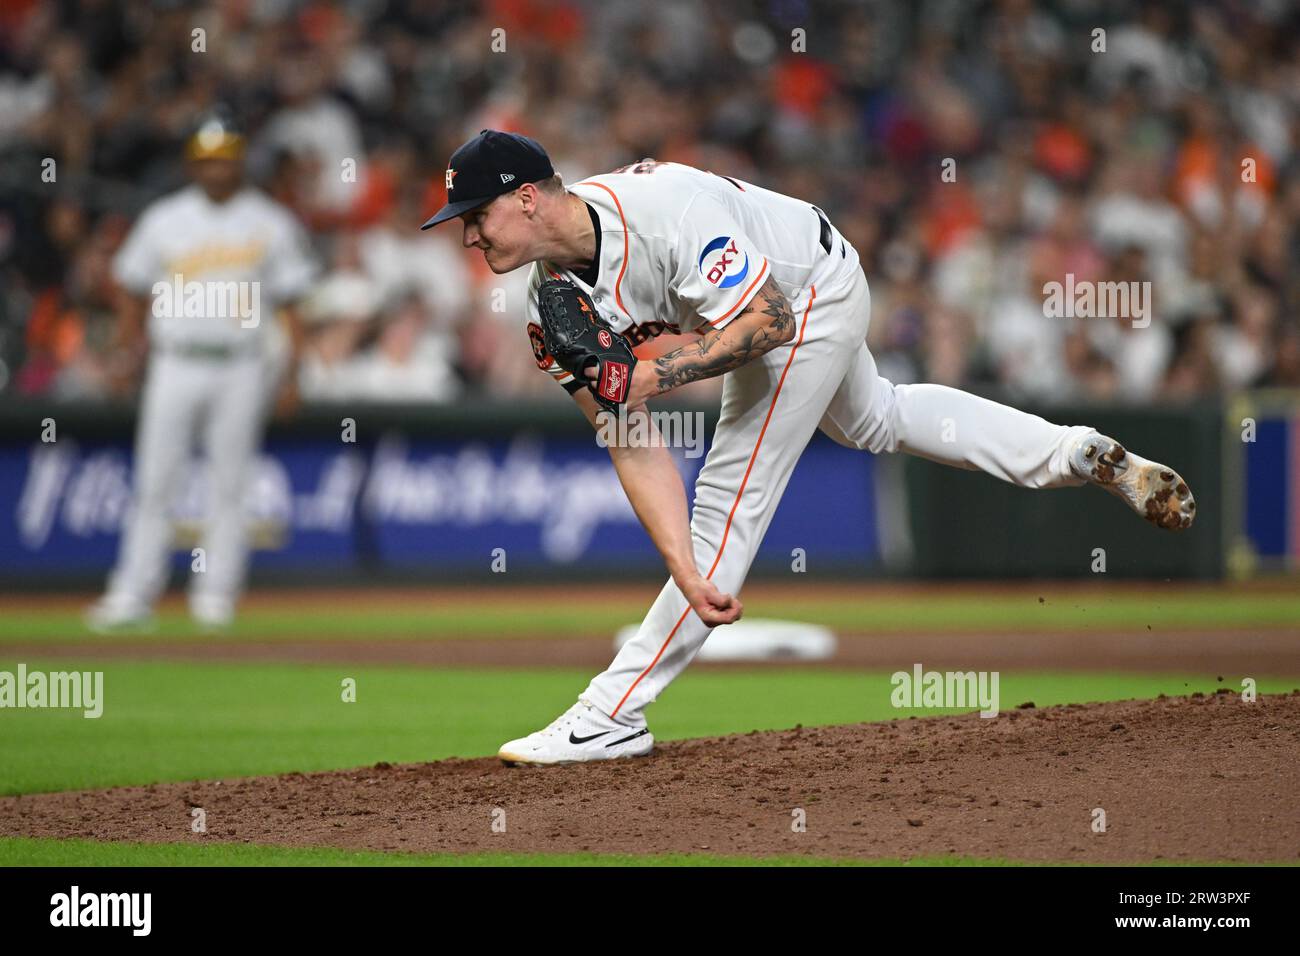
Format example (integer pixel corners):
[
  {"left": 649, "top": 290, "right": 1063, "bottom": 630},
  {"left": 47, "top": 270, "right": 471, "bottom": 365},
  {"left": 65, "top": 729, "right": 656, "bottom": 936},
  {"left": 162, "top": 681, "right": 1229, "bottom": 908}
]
[{"left": 420, "top": 129, "right": 555, "bottom": 229}]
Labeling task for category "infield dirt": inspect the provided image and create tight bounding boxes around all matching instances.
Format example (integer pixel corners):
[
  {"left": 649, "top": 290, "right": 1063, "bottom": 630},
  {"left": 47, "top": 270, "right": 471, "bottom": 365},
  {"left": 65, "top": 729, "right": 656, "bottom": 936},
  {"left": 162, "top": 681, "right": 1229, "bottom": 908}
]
[{"left": 4, "top": 692, "right": 1297, "bottom": 863}]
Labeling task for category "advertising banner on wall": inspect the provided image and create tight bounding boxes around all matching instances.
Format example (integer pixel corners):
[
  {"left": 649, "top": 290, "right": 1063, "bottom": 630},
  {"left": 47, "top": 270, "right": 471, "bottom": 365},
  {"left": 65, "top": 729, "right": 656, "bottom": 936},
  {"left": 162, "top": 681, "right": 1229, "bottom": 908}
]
[
  {"left": 1236, "top": 405, "right": 1300, "bottom": 574},
  {"left": 1, "top": 428, "right": 880, "bottom": 580}
]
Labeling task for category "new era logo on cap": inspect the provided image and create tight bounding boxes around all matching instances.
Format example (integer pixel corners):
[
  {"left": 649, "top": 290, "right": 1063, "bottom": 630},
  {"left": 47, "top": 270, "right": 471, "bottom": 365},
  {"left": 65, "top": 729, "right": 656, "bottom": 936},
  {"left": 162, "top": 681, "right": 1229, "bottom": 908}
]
[{"left": 421, "top": 130, "right": 554, "bottom": 230}]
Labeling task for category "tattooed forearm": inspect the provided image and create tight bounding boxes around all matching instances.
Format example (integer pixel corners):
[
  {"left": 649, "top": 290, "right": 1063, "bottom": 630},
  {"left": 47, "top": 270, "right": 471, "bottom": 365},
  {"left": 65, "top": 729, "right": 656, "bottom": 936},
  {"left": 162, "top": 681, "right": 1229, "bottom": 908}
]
[
  {"left": 757, "top": 278, "right": 796, "bottom": 341},
  {"left": 653, "top": 277, "right": 796, "bottom": 394}
]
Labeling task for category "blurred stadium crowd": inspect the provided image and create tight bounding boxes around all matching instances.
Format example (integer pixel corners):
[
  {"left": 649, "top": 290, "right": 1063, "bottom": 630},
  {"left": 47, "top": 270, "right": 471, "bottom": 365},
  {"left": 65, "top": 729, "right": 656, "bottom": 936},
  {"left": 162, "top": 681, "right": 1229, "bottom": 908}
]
[{"left": 1, "top": 0, "right": 1297, "bottom": 406}]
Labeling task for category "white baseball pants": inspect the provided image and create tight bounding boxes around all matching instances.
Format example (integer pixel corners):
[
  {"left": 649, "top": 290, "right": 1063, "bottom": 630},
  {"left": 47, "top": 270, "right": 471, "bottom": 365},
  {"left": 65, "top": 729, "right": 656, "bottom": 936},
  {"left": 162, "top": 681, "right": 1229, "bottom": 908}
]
[
  {"left": 583, "top": 265, "right": 1094, "bottom": 726},
  {"left": 103, "top": 349, "right": 269, "bottom": 612}
]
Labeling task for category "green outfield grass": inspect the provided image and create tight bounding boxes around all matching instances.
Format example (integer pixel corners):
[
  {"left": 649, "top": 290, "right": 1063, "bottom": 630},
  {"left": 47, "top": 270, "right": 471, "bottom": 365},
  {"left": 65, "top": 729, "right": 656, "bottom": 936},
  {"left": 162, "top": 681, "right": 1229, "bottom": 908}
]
[
  {"left": 3, "top": 587, "right": 1298, "bottom": 643},
  {"left": 2, "top": 658, "right": 1293, "bottom": 796},
  {"left": 0, "top": 836, "right": 991, "bottom": 866},
  {"left": 0, "top": 836, "right": 1286, "bottom": 867}
]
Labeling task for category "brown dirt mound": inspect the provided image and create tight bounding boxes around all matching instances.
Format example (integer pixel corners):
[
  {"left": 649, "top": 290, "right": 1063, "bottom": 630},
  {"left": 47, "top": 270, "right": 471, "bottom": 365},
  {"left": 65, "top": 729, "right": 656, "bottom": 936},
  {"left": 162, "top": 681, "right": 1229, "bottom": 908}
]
[{"left": 3, "top": 693, "right": 1298, "bottom": 863}]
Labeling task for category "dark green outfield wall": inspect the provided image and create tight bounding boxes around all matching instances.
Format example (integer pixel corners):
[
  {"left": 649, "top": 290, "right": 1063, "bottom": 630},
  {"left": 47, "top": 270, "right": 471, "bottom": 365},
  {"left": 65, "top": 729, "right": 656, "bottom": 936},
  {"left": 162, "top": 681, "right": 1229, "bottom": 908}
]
[{"left": 903, "top": 401, "right": 1223, "bottom": 579}]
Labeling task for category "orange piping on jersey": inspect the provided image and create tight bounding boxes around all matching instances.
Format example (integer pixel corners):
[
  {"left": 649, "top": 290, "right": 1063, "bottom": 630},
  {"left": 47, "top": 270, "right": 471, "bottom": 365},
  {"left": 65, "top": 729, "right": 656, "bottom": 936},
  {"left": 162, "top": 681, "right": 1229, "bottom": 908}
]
[
  {"left": 577, "top": 181, "right": 631, "bottom": 320},
  {"left": 545, "top": 264, "right": 563, "bottom": 279},
  {"left": 699, "top": 257, "right": 769, "bottom": 330},
  {"left": 610, "top": 284, "right": 817, "bottom": 720}
]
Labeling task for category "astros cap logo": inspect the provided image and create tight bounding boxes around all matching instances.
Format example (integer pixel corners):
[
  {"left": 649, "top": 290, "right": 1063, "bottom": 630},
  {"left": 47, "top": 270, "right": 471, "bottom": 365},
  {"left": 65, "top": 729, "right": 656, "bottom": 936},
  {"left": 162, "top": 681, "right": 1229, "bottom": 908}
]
[{"left": 445, "top": 168, "right": 457, "bottom": 191}]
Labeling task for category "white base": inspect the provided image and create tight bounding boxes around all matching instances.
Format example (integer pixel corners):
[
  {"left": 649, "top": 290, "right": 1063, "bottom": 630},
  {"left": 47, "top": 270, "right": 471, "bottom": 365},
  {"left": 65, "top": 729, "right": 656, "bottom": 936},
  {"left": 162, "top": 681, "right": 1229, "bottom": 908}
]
[{"left": 614, "top": 618, "right": 837, "bottom": 662}]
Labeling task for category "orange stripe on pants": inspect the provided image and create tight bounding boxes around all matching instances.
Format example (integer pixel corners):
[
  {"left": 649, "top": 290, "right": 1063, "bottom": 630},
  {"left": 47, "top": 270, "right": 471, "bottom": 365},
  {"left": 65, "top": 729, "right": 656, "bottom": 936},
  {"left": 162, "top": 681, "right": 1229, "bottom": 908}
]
[{"left": 610, "top": 286, "right": 818, "bottom": 719}]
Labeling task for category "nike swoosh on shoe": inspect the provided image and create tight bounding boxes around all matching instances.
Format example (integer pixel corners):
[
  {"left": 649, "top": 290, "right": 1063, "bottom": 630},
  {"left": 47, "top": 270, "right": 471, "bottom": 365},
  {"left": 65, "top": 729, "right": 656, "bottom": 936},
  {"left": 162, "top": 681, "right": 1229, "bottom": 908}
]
[{"left": 568, "top": 730, "right": 611, "bottom": 744}]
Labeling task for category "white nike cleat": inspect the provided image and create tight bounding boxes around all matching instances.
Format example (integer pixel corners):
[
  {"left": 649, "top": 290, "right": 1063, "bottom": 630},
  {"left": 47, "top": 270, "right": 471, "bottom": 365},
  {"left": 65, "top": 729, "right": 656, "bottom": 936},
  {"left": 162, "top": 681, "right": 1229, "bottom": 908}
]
[
  {"left": 1070, "top": 432, "right": 1196, "bottom": 531},
  {"left": 498, "top": 698, "right": 654, "bottom": 766},
  {"left": 84, "top": 596, "right": 155, "bottom": 634}
]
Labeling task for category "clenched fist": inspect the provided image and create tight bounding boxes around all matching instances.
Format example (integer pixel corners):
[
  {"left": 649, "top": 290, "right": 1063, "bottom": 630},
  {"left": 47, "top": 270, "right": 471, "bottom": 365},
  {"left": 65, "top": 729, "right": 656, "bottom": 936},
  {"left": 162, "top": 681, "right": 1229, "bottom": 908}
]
[{"left": 677, "top": 572, "right": 743, "bottom": 627}]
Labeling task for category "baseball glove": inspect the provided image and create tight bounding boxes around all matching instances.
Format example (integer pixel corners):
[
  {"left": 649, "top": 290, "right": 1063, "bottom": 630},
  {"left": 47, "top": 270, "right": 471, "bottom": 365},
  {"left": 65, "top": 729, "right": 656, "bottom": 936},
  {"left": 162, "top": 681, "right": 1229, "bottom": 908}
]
[{"left": 537, "top": 278, "right": 638, "bottom": 413}]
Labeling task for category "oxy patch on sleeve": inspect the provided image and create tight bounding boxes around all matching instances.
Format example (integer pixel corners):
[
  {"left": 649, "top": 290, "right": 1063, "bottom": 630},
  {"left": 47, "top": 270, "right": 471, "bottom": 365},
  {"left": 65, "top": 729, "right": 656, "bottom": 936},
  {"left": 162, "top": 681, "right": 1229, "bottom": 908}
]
[{"left": 697, "top": 235, "right": 751, "bottom": 289}]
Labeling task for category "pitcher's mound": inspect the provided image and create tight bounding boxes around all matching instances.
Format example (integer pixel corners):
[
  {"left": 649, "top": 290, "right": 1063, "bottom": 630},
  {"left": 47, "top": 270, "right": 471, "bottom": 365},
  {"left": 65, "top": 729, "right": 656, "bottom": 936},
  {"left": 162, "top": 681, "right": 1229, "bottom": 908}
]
[{"left": 3, "top": 693, "right": 1298, "bottom": 863}]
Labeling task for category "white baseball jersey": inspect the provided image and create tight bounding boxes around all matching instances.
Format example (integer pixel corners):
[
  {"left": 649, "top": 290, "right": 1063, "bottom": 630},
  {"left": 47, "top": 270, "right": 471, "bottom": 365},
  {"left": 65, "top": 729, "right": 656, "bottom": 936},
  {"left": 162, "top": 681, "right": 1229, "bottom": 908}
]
[
  {"left": 100, "top": 184, "right": 318, "bottom": 623},
  {"left": 113, "top": 184, "right": 317, "bottom": 349},
  {"left": 524, "top": 160, "right": 859, "bottom": 388}
]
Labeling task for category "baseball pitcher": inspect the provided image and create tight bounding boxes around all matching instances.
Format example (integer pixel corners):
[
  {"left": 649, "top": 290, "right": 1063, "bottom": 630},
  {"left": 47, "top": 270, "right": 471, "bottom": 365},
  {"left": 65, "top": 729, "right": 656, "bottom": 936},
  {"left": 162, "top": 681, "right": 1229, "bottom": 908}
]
[
  {"left": 422, "top": 130, "right": 1196, "bottom": 765},
  {"left": 86, "top": 108, "right": 318, "bottom": 632}
]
